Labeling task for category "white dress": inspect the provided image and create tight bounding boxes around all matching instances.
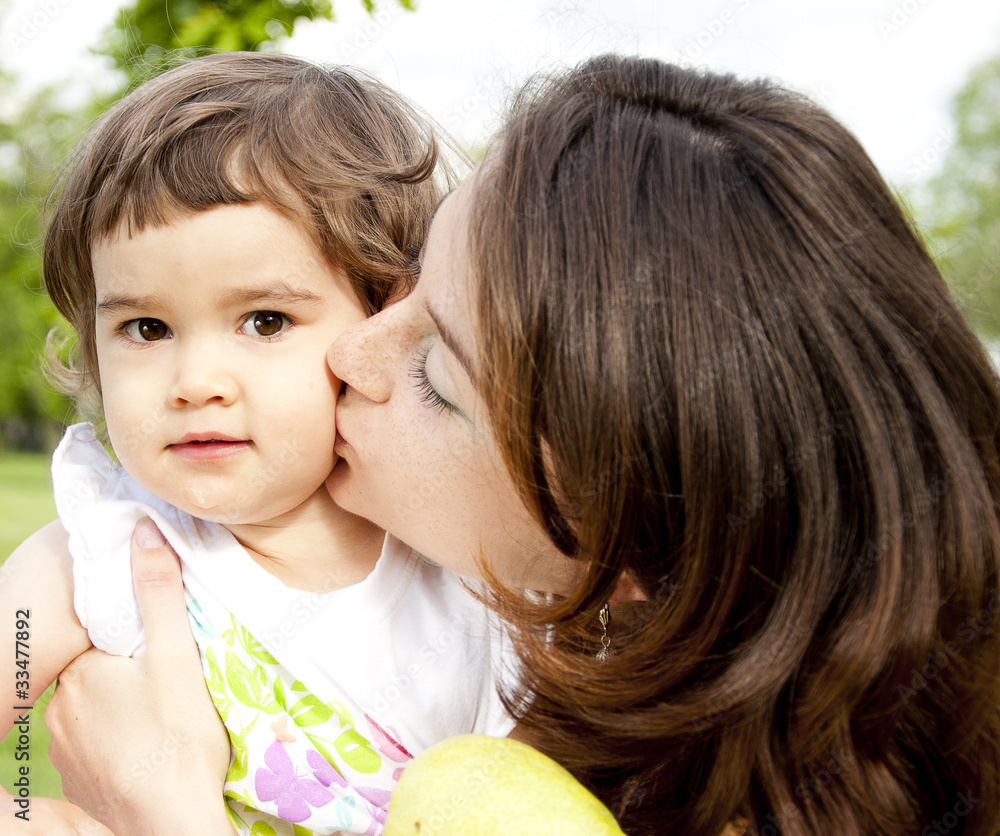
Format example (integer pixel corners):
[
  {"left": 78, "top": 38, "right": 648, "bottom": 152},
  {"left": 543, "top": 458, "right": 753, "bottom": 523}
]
[{"left": 53, "top": 423, "right": 515, "bottom": 835}]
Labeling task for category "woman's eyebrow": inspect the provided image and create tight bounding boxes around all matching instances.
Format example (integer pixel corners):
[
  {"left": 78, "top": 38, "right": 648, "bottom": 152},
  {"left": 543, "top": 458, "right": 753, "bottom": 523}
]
[{"left": 425, "top": 300, "right": 473, "bottom": 377}]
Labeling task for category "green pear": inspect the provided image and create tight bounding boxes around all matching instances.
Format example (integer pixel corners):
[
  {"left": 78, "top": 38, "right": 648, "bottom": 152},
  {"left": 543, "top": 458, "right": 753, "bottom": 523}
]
[{"left": 383, "top": 733, "right": 626, "bottom": 836}]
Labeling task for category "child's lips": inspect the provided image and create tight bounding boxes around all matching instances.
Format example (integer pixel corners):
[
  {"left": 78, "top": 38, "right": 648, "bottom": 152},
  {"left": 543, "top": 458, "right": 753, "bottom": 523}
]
[{"left": 168, "top": 434, "right": 252, "bottom": 461}]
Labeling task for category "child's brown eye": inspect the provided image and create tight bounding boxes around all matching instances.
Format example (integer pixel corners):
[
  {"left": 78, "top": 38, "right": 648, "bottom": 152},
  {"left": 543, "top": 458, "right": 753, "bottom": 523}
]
[
  {"left": 241, "top": 311, "right": 287, "bottom": 338},
  {"left": 124, "top": 318, "right": 170, "bottom": 341}
]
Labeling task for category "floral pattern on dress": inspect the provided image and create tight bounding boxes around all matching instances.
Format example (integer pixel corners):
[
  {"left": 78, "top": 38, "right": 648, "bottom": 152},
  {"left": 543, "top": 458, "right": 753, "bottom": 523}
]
[{"left": 187, "top": 608, "right": 413, "bottom": 835}]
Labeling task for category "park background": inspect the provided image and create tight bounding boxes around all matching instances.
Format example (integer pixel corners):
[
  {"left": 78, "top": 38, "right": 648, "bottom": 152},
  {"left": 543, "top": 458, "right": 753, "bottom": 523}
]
[{"left": 1, "top": 0, "right": 1000, "bottom": 805}]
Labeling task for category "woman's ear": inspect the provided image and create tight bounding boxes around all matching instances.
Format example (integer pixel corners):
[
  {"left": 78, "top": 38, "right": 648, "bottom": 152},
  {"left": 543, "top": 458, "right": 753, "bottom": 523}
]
[{"left": 610, "top": 572, "right": 648, "bottom": 602}]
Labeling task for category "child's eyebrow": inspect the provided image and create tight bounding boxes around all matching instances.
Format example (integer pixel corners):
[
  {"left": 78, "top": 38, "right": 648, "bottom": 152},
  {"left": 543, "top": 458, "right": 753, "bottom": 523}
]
[
  {"left": 96, "top": 293, "right": 164, "bottom": 316},
  {"left": 222, "top": 284, "right": 325, "bottom": 307},
  {"left": 96, "top": 284, "right": 325, "bottom": 316}
]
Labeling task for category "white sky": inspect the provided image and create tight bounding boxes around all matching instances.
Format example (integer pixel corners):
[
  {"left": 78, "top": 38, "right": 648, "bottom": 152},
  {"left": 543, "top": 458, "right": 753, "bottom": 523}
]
[{"left": 2, "top": 0, "right": 1000, "bottom": 187}]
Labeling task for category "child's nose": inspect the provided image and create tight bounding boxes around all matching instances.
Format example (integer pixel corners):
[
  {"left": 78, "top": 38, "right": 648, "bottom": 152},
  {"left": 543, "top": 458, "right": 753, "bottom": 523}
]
[{"left": 168, "top": 344, "right": 238, "bottom": 407}]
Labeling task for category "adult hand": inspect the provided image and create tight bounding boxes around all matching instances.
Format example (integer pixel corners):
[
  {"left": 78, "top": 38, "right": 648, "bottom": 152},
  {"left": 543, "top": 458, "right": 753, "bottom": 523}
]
[{"left": 46, "top": 518, "right": 232, "bottom": 835}]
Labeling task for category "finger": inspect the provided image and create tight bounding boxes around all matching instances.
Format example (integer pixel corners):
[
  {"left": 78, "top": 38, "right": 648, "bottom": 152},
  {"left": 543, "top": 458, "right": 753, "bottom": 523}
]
[{"left": 130, "top": 517, "right": 194, "bottom": 660}]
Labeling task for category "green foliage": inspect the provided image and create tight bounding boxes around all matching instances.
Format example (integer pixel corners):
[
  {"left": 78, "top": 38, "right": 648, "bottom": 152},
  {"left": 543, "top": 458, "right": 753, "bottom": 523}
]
[
  {"left": 922, "top": 55, "right": 1000, "bottom": 338},
  {"left": 103, "top": 0, "right": 417, "bottom": 84},
  {"left": 103, "top": 0, "right": 365, "bottom": 86},
  {"left": 0, "top": 75, "right": 85, "bottom": 451},
  {"left": 0, "top": 451, "right": 56, "bottom": 560}
]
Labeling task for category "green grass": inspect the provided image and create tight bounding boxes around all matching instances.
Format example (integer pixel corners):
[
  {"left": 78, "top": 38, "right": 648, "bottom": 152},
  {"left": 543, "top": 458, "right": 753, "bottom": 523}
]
[
  {"left": 0, "top": 451, "right": 57, "bottom": 560},
  {"left": 0, "top": 450, "right": 64, "bottom": 800}
]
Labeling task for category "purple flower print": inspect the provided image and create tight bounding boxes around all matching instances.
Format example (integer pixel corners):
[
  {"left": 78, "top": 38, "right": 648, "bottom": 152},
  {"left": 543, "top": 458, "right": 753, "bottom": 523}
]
[
  {"left": 356, "top": 786, "right": 392, "bottom": 810},
  {"left": 306, "top": 749, "right": 347, "bottom": 789},
  {"left": 256, "top": 740, "right": 334, "bottom": 822}
]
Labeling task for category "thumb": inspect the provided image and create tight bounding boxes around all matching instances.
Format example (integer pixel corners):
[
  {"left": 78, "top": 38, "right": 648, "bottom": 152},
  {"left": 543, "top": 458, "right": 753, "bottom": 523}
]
[{"left": 131, "top": 517, "right": 194, "bottom": 660}]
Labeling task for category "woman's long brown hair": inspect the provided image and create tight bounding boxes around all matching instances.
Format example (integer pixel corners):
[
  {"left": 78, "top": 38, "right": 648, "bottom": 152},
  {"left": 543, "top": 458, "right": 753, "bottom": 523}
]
[{"left": 472, "top": 55, "right": 1000, "bottom": 835}]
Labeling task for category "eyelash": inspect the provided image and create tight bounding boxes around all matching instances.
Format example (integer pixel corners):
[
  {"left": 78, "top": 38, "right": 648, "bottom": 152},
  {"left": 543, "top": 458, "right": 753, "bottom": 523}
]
[{"left": 409, "top": 343, "right": 456, "bottom": 414}]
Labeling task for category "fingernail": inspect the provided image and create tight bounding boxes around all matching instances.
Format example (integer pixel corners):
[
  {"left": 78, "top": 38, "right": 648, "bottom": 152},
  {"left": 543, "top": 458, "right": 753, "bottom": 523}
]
[{"left": 135, "top": 517, "right": 166, "bottom": 549}]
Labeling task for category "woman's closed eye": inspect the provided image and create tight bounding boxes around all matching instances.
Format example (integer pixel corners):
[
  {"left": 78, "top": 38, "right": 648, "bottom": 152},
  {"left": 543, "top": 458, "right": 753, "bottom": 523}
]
[{"left": 409, "top": 342, "right": 458, "bottom": 415}]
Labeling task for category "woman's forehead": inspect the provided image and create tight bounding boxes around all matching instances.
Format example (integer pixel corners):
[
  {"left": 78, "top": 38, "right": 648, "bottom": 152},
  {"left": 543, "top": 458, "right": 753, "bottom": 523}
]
[{"left": 420, "top": 179, "right": 481, "bottom": 365}]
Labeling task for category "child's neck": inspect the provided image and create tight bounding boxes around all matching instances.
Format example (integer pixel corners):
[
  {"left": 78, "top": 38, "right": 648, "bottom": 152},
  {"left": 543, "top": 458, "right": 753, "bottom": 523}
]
[{"left": 224, "top": 488, "right": 384, "bottom": 594}]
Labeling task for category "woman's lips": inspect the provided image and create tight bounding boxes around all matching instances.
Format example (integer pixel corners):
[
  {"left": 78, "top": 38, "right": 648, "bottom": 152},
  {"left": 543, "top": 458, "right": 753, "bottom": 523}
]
[
  {"left": 334, "top": 415, "right": 351, "bottom": 451},
  {"left": 168, "top": 436, "right": 251, "bottom": 461}
]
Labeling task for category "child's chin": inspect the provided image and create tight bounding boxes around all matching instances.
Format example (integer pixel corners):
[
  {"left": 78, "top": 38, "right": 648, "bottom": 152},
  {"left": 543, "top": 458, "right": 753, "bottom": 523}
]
[{"left": 171, "top": 497, "right": 246, "bottom": 526}]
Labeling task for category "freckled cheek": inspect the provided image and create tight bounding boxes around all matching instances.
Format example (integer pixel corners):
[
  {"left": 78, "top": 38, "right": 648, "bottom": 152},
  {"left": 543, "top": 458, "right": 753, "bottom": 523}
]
[{"left": 380, "top": 422, "right": 442, "bottom": 499}]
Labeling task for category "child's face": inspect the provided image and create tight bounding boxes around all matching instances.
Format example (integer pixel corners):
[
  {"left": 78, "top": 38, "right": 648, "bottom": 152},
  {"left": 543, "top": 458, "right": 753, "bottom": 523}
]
[{"left": 92, "top": 203, "right": 368, "bottom": 525}]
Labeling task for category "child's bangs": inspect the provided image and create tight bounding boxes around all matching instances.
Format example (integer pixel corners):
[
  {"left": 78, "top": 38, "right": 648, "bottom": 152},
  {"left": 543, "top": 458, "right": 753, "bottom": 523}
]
[{"left": 89, "top": 113, "right": 296, "bottom": 243}]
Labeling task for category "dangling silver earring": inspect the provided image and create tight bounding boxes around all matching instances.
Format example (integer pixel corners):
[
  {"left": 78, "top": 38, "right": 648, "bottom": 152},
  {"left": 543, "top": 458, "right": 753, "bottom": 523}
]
[{"left": 596, "top": 603, "right": 612, "bottom": 661}]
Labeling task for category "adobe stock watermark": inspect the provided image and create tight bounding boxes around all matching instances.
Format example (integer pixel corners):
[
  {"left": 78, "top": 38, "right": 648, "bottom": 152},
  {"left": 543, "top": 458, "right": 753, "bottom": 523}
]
[
  {"left": 896, "top": 588, "right": 999, "bottom": 704},
  {"left": 6, "top": 0, "right": 72, "bottom": 52},
  {"left": 678, "top": 0, "right": 752, "bottom": 62},
  {"left": 542, "top": 0, "right": 593, "bottom": 24},
  {"left": 369, "top": 609, "right": 477, "bottom": 717},
  {"left": 118, "top": 403, "right": 170, "bottom": 454},
  {"left": 725, "top": 414, "right": 847, "bottom": 532},
  {"left": 119, "top": 731, "right": 185, "bottom": 798},
  {"left": 920, "top": 791, "right": 980, "bottom": 836},
  {"left": 904, "top": 127, "right": 955, "bottom": 179},
  {"left": 851, "top": 474, "right": 952, "bottom": 577},
  {"left": 878, "top": 0, "right": 935, "bottom": 40},
  {"left": 691, "top": 626, "right": 810, "bottom": 737},
  {"left": 219, "top": 438, "right": 308, "bottom": 524},
  {"left": 740, "top": 752, "right": 850, "bottom": 834},
  {"left": 691, "top": 624, "right": 812, "bottom": 737},
  {"left": 442, "top": 82, "right": 493, "bottom": 134},
  {"left": 334, "top": 3, "right": 408, "bottom": 62},
  {"left": 259, "top": 565, "right": 356, "bottom": 652},
  {"left": 395, "top": 431, "right": 480, "bottom": 522}
]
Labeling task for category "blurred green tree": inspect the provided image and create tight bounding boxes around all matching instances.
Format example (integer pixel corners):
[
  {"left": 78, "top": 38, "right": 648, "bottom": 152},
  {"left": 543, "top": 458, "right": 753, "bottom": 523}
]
[
  {"left": 0, "top": 75, "right": 83, "bottom": 450},
  {"left": 0, "top": 0, "right": 413, "bottom": 450},
  {"left": 106, "top": 0, "right": 333, "bottom": 84},
  {"left": 105, "top": 0, "right": 413, "bottom": 86},
  {"left": 922, "top": 55, "right": 1000, "bottom": 339}
]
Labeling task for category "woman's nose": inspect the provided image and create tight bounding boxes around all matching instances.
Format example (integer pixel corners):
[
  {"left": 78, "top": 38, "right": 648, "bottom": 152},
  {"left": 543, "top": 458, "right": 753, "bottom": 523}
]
[{"left": 327, "top": 305, "right": 401, "bottom": 404}]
